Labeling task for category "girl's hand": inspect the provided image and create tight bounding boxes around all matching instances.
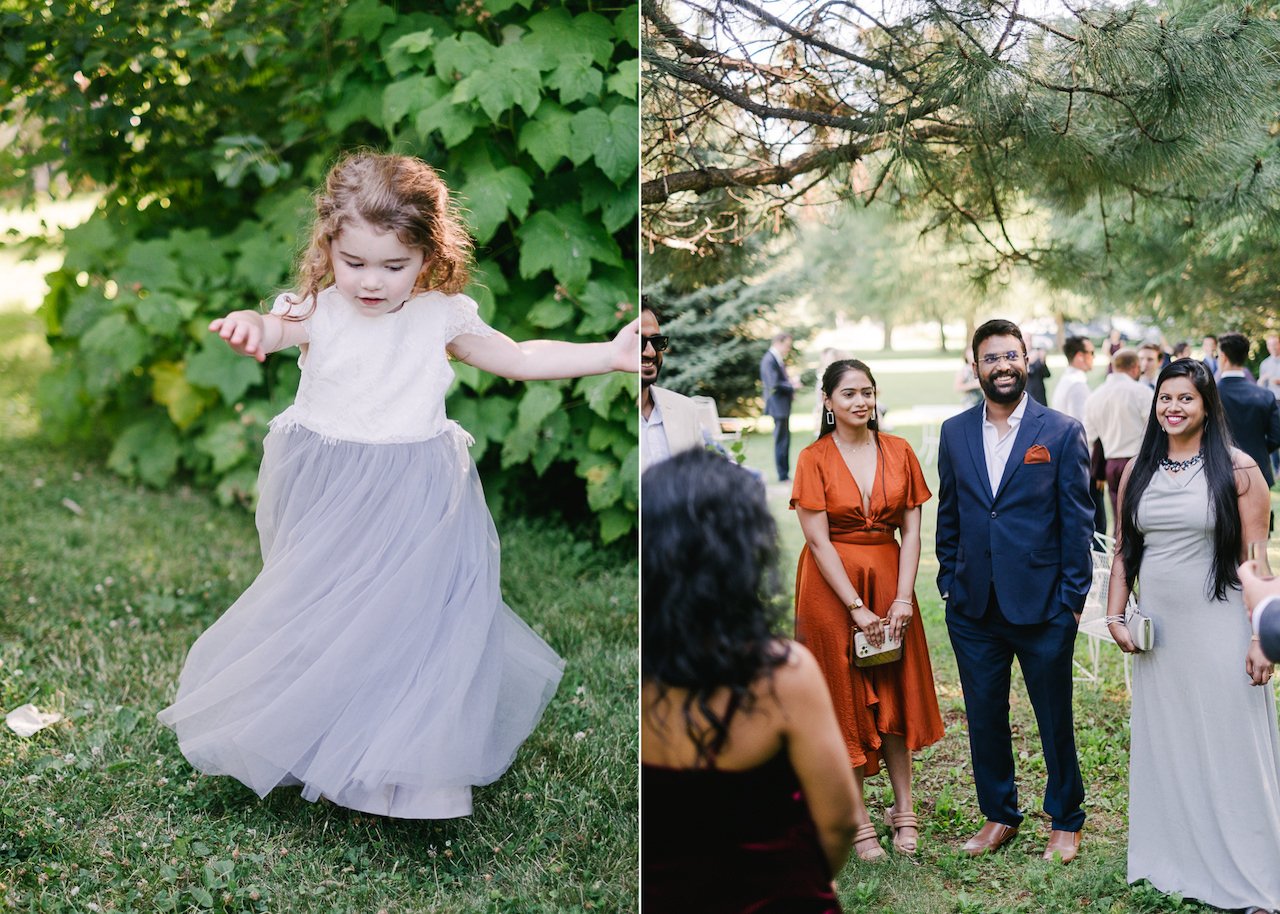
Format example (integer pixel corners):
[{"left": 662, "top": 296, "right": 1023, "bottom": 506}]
[
  {"left": 210, "top": 311, "right": 268, "bottom": 362},
  {"left": 1107, "top": 620, "right": 1140, "bottom": 654},
  {"left": 886, "top": 598, "right": 912, "bottom": 643},
  {"left": 609, "top": 317, "right": 641, "bottom": 373},
  {"left": 852, "top": 610, "right": 884, "bottom": 647},
  {"left": 1246, "top": 641, "right": 1274, "bottom": 686}
]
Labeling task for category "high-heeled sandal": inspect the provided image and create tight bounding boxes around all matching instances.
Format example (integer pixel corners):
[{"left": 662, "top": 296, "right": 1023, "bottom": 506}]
[
  {"left": 853, "top": 822, "right": 886, "bottom": 861},
  {"left": 883, "top": 806, "right": 919, "bottom": 855}
]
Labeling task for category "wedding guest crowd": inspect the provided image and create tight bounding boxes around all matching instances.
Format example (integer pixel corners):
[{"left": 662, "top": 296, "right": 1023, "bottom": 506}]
[{"left": 639, "top": 316, "right": 1279, "bottom": 914}]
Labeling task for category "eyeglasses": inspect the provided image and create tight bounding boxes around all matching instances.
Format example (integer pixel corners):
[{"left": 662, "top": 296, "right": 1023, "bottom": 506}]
[
  {"left": 979, "top": 350, "right": 1023, "bottom": 366},
  {"left": 642, "top": 335, "right": 669, "bottom": 353}
]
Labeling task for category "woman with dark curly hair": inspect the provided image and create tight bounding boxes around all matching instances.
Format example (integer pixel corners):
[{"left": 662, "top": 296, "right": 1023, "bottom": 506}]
[
  {"left": 1105, "top": 358, "right": 1279, "bottom": 913},
  {"left": 642, "top": 449, "right": 858, "bottom": 914},
  {"left": 791, "top": 359, "right": 944, "bottom": 859}
]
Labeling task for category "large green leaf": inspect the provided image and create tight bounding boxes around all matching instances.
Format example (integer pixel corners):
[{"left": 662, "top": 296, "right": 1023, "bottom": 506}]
[
  {"left": 324, "top": 82, "right": 384, "bottom": 132},
  {"left": 453, "top": 42, "right": 544, "bottom": 120},
  {"left": 383, "top": 29, "right": 436, "bottom": 77},
  {"left": 576, "top": 371, "right": 635, "bottom": 420},
  {"left": 80, "top": 313, "right": 149, "bottom": 374},
  {"left": 186, "top": 337, "right": 264, "bottom": 404},
  {"left": 526, "top": 9, "right": 614, "bottom": 66},
  {"left": 593, "top": 105, "right": 638, "bottom": 184},
  {"left": 518, "top": 101, "right": 574, "bottom": 174},
  {"left": 458, "top": 162, "right": 533, "bottom": 244},
  {"left": 108, "top": 418, "right": 182, "bottom": 488},
  {"left": 339, "top": 0, "right": 395, "bottom": 41},
  {"left": 516, "top": 206, "right": 624, "bottom": 287},
  {"left": 433, "top": 32, "right": 493, "bottom": 80},
  {"left": 415, "top": 97, "right": 482, "bottom": 148},
  {"left": 383, "top": 74, "right": 445, "bottom": 128},
  {"left": 515, "top": 383, "right": 564, "bottom": 433},
  {"left": 547, "top": 53, "right": 602, "bottom": 105},
  {"left": 150, "top": 360, "right": 210, "bottom": 429},
  {"left": 196, "top": 418, "right": 250, "bottom": 473}
]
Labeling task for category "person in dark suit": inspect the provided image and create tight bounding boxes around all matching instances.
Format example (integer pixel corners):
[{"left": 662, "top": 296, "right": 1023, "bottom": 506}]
[
  {"left": 760, "top": 333, "right": 797, "bottom": 482},
  {"left": 1241, "top": 559, "right": 1280, "bottom": 662},
  {"left": 936, "top": 319, "right": 1095, "bottom": 864},
  {"left": 1216, "top": 333, "right": 1280, "bottom": 490}
]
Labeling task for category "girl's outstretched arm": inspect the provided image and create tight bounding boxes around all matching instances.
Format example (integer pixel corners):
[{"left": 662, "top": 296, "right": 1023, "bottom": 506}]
[
  {"left": 449, "top": 317, "right": 639, "bottom": 381},
  {"left": 210, "top": 311, "right": 310, "bottom": 362}
]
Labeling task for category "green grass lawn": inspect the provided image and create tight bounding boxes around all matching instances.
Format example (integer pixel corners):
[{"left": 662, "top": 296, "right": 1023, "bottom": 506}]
[
  {"left": 735, "top": 380, "right": 1280, "bottom": 913},
  {"left": 0, "top": 305, "right": 637, "bottom": 913}
]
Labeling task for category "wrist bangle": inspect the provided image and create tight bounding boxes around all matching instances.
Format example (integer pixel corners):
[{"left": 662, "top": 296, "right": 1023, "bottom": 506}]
[
  {"left": 1104, "top": 615, "right": 1126, "bottom": 625},
  {"left": 1252, "top": 634, "right": 1261, "bottom": 642},
  {"left": 891, "top": 598, "right": 912, "bottom": 606}
]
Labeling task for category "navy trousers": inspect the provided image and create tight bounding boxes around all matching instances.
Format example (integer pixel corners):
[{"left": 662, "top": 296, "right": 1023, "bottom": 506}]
[
  {"left": 946, "top": 590, "right": 1085, "bottom": 832},
  {"left": 771, "top": 413, "right": 791, "bottom": 482}
]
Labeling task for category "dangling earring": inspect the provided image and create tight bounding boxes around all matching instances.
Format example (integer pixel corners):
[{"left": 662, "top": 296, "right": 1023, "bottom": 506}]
[{"left": 825, "top": 409, "right": 834, "bottom": 424}]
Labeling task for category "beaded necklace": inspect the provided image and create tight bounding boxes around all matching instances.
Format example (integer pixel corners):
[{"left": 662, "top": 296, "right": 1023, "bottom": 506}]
[{"left": 1159, "top": 450, "right": 1203, "bottom": 473}]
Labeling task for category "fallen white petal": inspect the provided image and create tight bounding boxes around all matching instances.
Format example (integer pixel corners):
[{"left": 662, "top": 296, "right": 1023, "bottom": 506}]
[
  {"left": 61, "top": 497, "right": 85, "bottom": 516},
  {"left": 5, "top": 704, "right": 63, "bottom": 737}
]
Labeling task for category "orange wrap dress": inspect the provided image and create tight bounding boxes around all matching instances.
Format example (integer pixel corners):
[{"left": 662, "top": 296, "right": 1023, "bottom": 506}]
[{"left": 790, "top": 432, "right": 944, "bottom": 775}]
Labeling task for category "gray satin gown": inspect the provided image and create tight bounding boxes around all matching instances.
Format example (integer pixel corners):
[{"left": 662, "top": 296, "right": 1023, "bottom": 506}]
[{"left": 1127, "top": 464, "right": 1280, "bottom": 909}]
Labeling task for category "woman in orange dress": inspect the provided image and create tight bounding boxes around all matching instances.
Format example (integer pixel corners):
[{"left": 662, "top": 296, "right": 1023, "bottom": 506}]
[{"left": 791, "top": 359, "right": 945, "bottom": 860}]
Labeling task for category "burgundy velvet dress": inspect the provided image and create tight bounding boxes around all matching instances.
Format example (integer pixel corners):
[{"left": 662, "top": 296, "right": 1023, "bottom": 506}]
[{"left": 642, "top": 750, "right": 842, "bottom": 914}]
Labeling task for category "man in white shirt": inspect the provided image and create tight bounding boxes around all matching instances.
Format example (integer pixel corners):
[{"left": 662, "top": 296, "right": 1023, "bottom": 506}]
[
  {"left": 1082, "top": 349, "right": 1152, "bottom": 533},
  {"left": 1051, "top": 336, "right": 1104, "bottom": 540},
  {"left": 1050, "top": 336, "right": 1094, "bottom": 421},
  {"left": 1259, "top": 333, "right": 1280, "bottom": 480},
  {"left": 640, "top": 304, "right": 711, "bottom": 472},
  {"left": 1240, "top": 559, "right": 1280, "bottom": 663}
]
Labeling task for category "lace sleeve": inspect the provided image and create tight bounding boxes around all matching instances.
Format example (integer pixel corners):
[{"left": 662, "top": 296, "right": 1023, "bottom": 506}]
[
  {"left": 444, "top": 294, "right": 497, "bottom": 342},
  {"left": 269, "top": 292, "right": 307, "bottom": 318}
]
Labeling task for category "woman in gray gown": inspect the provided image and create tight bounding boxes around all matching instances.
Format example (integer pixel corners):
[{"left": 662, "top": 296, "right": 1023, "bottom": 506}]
[{"left": 1106, "top": 358, "right": 1279, "bottom": 913}]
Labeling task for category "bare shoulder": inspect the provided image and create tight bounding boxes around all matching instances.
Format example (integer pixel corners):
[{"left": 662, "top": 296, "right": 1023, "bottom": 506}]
[
  {"left": 770, "top": 640, "right": 826, "bottom": 699},
  {"left": 1230, "top": 447, "right": 1260, "bottom": 473}
]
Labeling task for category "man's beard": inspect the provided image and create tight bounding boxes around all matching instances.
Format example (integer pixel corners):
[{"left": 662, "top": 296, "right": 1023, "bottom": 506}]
[{"left": 979, "top": 369, "right": 1027, "bottom": 404}]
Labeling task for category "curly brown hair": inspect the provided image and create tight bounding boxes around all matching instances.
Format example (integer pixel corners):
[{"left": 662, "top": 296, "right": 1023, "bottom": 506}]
[{"left": 283, "top": 151, "right": 473, "bottom": 318}]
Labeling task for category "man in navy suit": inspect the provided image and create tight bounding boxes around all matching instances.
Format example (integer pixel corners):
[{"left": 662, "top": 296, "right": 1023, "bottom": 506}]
[
  {"left": 1216, "top": 332, "right": 1280, "bottom": 491},
  {"left": 760, "top": 332, "right": 796, "bottom": 482},
  {"left": 1240, "top": 559, "right": 1280, "bottom": 662},
  {"left": 936, "top": 319, "right": 1095, "bottom": 864}
]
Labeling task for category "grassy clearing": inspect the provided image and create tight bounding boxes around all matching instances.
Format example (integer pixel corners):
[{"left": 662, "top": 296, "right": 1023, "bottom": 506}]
[
  {"left": 734, "top": 390, "right": 1279, "bottom": 913},
  {"left": 0, "top": 313, "right": 637, "bottom": 912}
]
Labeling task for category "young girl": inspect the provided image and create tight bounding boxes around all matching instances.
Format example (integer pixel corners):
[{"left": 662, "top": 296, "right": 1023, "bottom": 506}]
[{"left": 157, "top": 152, "right": 638, "bottom": 819}]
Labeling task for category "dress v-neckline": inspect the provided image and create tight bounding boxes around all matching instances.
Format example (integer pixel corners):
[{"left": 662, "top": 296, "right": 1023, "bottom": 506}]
[
  {"left": 831, "top": 435, "right": 878, "bottom": 517},
  {"left": 1158, "top": 461, "right": 1205, "bottom": 489}
]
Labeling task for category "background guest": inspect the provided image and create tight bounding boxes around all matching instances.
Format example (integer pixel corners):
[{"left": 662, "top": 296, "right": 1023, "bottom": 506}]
[
  {"left": 1083, "top": 348, "right": 1152, "bottom": 534},
  {"left": 642, "top": 449, "right": 858, "bottom": 913},
  {"left": 1216, "top": 332, "right": 1280, "bottom": 491},
  {"left": 1105, "top": 359, "right": 1279, "bottom": 913},
  {"left": 762, "top": 332, "right": 798, "bottom": 482},
  {"left": 791, "top": 360, "right": 944, "bottom": 860}
]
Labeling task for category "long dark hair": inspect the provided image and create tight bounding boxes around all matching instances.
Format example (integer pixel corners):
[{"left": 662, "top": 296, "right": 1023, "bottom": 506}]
[
  {"left": 1119, "top": 358, "right": 1242, "bottom": 600},
  {"left": 641, "top": 449, "right": 787, "bottom": 765},
  {"left": 818, "top": 359, "right": 880, "bottom": 438}
]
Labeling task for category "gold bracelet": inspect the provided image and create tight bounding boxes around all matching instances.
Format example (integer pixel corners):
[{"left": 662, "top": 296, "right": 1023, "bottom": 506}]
[{"left": 1252, "top": 634, "right": 1261, "bottom": 643}]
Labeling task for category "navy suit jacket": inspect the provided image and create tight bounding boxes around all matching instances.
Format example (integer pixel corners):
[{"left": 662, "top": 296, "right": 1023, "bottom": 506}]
[
  {"left": 760, "top": 351, "right": 794, "bottom": 419},
  {"left": 1260, "top": 597, "right": 1280, "bottom": 663},
  {"left": 1217, "top": 376, "right": 1280, "bottom": 487},
  {"left": 936, "top": 396, "right": 1095, "bottom": 624}
]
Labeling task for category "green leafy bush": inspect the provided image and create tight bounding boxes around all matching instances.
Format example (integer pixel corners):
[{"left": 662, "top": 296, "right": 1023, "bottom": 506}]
[{"left": 4, "top": 0, "right": 638, "bottom": 541}]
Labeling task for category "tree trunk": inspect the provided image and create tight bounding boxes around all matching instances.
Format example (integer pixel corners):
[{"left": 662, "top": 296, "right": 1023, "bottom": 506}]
[{"left": 882, "top": 318, "right": 895, "bottom": 352}]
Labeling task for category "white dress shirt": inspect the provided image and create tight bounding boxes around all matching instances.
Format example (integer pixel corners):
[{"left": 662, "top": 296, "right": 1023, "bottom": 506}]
[
  {"left": 1083, "top": 373, "right": 1153, "bottom": 460},
  {"left": 982, "top": 393, "right": 1029, "bottom": 496},
  {"left": 1051, "top": 366, "right": 1090, "bottom": 421},
  {"left": 641, "top": 398, "right": 671, "bottom": 472}
]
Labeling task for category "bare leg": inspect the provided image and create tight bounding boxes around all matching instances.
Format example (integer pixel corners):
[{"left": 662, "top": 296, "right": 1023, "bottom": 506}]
[
  {"left": 881, "top": 734, "right": 918, "bottom": 852},
  {"left": 851, "top": 767, "right": 885, "bottom": 861}
]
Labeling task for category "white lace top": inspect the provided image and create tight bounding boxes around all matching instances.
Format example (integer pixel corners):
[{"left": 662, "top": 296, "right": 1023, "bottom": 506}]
[{"left": 268, "top": 286, "right": 496, "bottom": 444}]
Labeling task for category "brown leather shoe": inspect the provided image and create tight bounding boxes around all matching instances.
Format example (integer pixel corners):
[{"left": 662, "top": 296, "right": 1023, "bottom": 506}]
[
  {"left": 1042, "top": 828, "right": 1081, "bottom": 863},
  {"left": 962, "top": 820, "right": 1018, "bottom": 856}
]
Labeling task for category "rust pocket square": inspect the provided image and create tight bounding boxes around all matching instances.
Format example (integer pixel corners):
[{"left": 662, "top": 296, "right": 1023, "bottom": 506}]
[{"left": 1024, "top": 445, "right": 1051, "bottom": 464}]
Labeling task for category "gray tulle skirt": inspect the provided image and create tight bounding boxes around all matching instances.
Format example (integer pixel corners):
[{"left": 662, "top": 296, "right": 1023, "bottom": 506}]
[{"left": 157, "top": 425, "right": 565, "bottom": 819}]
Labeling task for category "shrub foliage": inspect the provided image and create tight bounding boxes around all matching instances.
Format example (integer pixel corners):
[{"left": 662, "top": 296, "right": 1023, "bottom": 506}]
[{"left": 3, "top": 0, "right": 639, "bottom": 541}]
